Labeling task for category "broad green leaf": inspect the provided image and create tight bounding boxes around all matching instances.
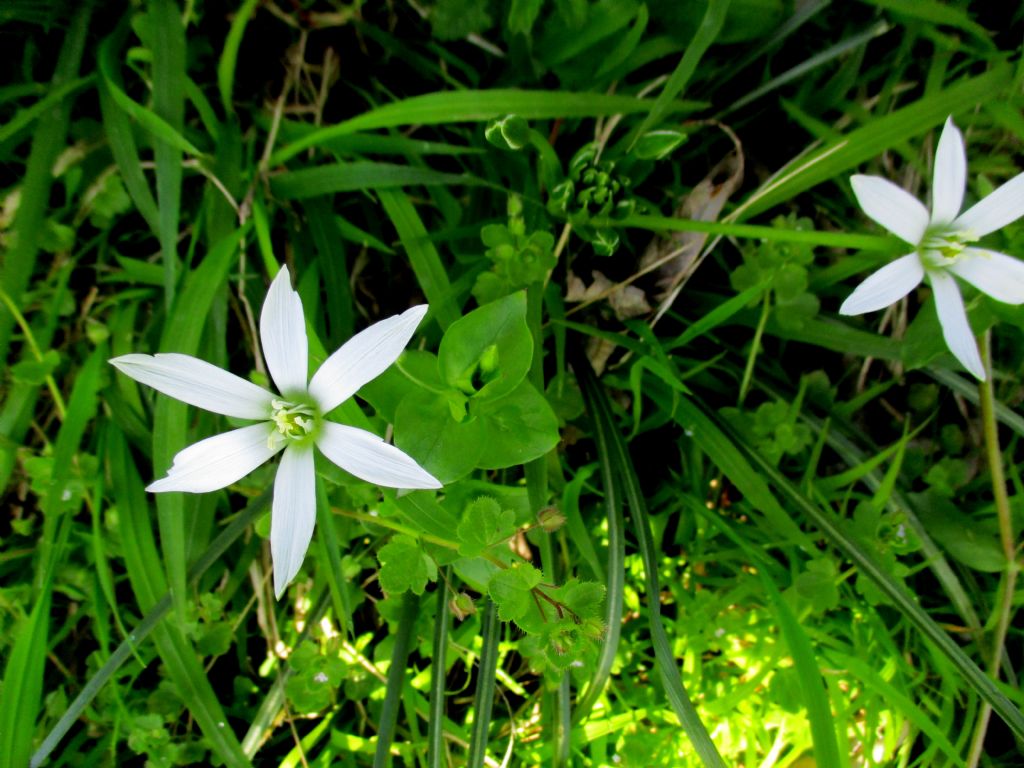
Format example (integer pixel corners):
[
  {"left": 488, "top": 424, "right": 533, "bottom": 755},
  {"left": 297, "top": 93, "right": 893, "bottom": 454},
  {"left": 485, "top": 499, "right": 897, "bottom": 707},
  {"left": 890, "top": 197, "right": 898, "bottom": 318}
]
[
  {"left": 378, "top": 534, "right": 436, "bottom": 595},
  {"left": 439, "top": 291, "right": 532, "bottom": 401},
  {"left": 457, "top": 497, "right": 516, "bottom": 557},
  {"left": 394, "top": 390, "right": 484, "bottom": 484},
  {"left": 475, "top": 381, "right": 560, "bottom": 470}
]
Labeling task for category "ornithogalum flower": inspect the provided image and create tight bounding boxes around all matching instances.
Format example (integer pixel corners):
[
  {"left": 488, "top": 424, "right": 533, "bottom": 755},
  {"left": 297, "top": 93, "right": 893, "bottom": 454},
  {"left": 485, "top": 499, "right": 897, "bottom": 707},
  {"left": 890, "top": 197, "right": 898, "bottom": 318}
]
[
  {"left": 111, "top": 266, "right": 441, "bottom": 598},
  {"left": 840, "top": 116, "right": 1024, "bottom": 380}
]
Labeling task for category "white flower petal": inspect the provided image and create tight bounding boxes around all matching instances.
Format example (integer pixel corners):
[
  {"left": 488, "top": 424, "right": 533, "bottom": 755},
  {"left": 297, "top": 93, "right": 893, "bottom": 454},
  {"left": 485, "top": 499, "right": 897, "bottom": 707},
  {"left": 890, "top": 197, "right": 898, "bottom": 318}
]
[
  {"left": 953, "top": 171, "right": 1024, "bottom": 238},
  {"left": 930, "top": 271, "right": 986, "bottom": 380},
  {"left": 271, "top": 446, "right": 317, "bottom": 599},
  {"left": 308, "top": 305, "right": 429, "bottom": 414},
  {"left": 316, "top": 422, "right": 442, "bottom": 489},
  {"left": 110, "top": 353, "right": 275, "bottom": 420},
  {"left": 949, "top": 248, "right": 1024, "bottom": 305},
  {"left": 147, "top": 423, "right": 281, "bottom": 493},
  {"left": 851, "top": 174, "right": 930, "bottom": 245},
  {"left": 260, "top": 266, "right": 309, "bottom": 397},
  {"left": 931, "top": 117, "right": 966, "bottom": 225},
  {"left": 838, "top": 253, "right": 924, "bottom": 315}
]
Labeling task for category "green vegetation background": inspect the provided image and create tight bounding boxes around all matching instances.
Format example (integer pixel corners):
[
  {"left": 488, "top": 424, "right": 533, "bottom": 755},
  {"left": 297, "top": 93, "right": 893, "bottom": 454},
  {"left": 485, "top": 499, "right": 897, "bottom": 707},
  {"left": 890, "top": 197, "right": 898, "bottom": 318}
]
[{"left": 2, "top": 1, "right": 1023, "bottom": 766}]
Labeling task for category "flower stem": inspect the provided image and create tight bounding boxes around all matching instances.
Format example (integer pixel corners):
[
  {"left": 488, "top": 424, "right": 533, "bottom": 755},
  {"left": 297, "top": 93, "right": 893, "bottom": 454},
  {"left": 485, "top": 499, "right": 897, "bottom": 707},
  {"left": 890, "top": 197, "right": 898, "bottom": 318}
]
[
  {"left": 738, "top": 291, "right": 770, "bottom": 407},
  {"left": 331, "top": 507, "right": 458, "bottom": 550},
  {"left": 965, "top": 331, "right": 1019, "bottom": 768},
  {"left": 0, "top": 285, "right": 66, "bottom": 421}
]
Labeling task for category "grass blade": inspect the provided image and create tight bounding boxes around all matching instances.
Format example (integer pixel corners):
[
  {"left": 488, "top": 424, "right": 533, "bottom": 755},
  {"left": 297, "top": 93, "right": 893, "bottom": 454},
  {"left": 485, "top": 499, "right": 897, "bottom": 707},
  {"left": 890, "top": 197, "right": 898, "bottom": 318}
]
[
  {"left": 694, "top": 503, "right": 842, "bottom": 766},
  {"left": 149, "top": 0, "right": 187, "bottom": 307},
  {"left": 373, "top": 592, "right": 419, "bottom": 768},
  {"left": 109, "top": 426, "right": 252, "bottom": 767},
  {"left": 146, "top": 226, "right": 246, "bottom": 616},
  {"left": 730, "top": 64, "right": 1012, "bottom": 221},
  {"left": 217, "top": 0, "right": 260, "bottom": 114},
  {"left": 272, "top": 162, "right": 484, "bottom": 199},
  {"left": 571, "top": 418, "right": 625, "bottom": 721},
  {"left": 466, "top": 600, "right": 500, "bottom": 768},
  {"left": 575, "top": 353, "right": 726, "bottom": 768},
  {"left": 96, "top": 26, "right": 203, "bottom": 158},
  {"left": 378, "top": 188, "right": 460, "bottom": 330},
  {"left": 0, "top": 2, "right": 91, "bottom": 361},
  {"left": 696, "top": 393, "right": 1024, "bottom": 742},
  {"left": 0, "top": 346, "right": 103, "bottom": 767},
  {"left": 270, "top": 90, "right": 697, "bottom": 166},
  {"left": 32, "top": 445, "right": 271, "bottom": 767},
  {"left": 98, "top": 55, "right": 160, "bottom": 233},
  {"left": 631, "top": 0, "right": 730, "bottom": 143},
  {"left": 0, "top": 75, "right": 93, "bottom": 146},
  {"left": 428, "top": 574, "right": 450, "bottom": 768}
]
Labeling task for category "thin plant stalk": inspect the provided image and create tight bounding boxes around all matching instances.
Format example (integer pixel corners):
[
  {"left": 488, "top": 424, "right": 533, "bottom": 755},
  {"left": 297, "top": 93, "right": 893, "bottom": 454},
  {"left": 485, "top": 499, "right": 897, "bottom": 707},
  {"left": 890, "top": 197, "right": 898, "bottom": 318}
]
[
  {"left": 965, "top": 331, "right": 1019, "bottom": 768},
  {"left": 428, "top": 571, "right": 450, "bottom": 768}
]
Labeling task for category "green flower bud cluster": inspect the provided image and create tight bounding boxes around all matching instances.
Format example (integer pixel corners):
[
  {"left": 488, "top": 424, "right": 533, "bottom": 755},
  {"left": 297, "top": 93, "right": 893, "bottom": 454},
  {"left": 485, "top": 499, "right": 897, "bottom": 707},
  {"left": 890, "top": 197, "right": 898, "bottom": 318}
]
[{"left": 547, "top": 143, "right": 634, "bottom": 256}]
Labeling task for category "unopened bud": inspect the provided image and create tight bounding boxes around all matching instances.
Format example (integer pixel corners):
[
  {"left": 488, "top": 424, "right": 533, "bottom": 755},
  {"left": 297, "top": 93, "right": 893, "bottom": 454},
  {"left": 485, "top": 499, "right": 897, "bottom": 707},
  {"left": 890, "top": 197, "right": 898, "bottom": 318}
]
[
  {"left": 485, "top": 115, "right": 530, "bottom": 151},
  {"left": 478, "top": 344, "right": 499, "bottom": 375},
  {"left": 537, "top": 506, "right": 566, "bottom": 533},
  {"left": 449, "top": 592, "right": 477, "bottom": 620}
]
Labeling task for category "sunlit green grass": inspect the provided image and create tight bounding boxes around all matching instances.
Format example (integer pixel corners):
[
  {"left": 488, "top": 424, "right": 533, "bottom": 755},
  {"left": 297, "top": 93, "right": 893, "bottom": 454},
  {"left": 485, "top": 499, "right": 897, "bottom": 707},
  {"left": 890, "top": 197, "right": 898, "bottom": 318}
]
[{"left": 2, "top": 1, "right": 1023, "bottom": 767}]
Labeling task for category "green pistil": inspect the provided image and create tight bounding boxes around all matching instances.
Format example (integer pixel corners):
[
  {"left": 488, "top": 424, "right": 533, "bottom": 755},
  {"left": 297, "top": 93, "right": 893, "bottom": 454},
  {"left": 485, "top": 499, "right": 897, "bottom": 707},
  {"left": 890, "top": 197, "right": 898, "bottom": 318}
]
[
  {"left": 920, "top": 229, "right": 976, "bottom": 270},
  {"left": 269, "top": 398, "right": 317, "bottom": 447}
]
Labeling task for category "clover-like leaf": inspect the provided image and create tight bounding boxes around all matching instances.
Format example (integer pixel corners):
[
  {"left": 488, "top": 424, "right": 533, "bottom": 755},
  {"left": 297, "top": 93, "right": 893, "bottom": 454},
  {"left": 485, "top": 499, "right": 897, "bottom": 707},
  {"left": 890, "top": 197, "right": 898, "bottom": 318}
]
[
  {"left": 377, "top": 534, "right": 436, "bottom": 595},
  {"left": 487, "top": 562, "right": 543, "bottom": 625},
  {"left": 457, "top": 496, "right": 516, "bottom": 557}
]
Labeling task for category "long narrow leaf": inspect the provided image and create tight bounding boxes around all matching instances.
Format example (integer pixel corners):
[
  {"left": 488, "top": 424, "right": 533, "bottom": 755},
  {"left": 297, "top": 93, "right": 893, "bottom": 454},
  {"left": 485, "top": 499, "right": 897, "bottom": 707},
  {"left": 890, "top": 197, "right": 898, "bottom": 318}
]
[
  {"left": 378, "top": 188, "right": 460, "bottom": 330},
  {"left": 108, "top": 427, "right": 252, "bottom": 767},
  {"left": 373, "top": 592, "right": 419, "bottom": 768},
  {"left": 31, "top": 453, "right": 271, "bottom": 767},
  {"left": 575, "top": 354, "right": 726, "bottom": 768},
  {"left": 272, "top": 162, "right": 483, "bottom": 199},
  {"left": 270, "top": 90, "right": 690, "bottom": 166},
  {"left": 0, "top": 3, "right": 90, "bottom": 361},
  {"left": 428, "top": 572, "right": 450, "bottom": 768},
  {"left": 695, "top": 393, "right": 1024, "bottom": 741},
  {"left": 149, "top": 0, "right": 186, "bottom": 306},
  {"left": 730, "top": 65, "right": 1012, "bottom": 221},
  {"left": 693, "top": 502, "right": 842, "bottom": 766},
  {"left": 571, "top": 411, "right": 625, "bottom": 722},
  {"left": 466, "top": 600, "right": 500, "bottom": 768},
  {"left": 217, "top": 0, "right": 260, "bottom": 114},
  {"left": 632, "top": 0, "right": 730, "bottom": 142}
]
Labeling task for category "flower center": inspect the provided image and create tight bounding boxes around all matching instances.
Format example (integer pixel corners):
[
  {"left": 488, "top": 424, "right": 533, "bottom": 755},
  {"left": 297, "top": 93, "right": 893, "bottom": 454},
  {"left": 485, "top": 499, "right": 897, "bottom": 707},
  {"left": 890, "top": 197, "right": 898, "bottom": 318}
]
[
  {"left": 269, "top": 399, "right": 317, "bottom": 447},
  {"left": 919, "top": 229, "right": 976, "bottom": 270}
]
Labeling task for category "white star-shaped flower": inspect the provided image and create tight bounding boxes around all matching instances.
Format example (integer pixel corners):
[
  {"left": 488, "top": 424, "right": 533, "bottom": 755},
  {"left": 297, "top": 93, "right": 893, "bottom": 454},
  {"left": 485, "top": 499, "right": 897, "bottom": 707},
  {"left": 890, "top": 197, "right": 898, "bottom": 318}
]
[
  {"left": 111, "top": 266, "right": 441, "bottom": 598},
  {"left": 840, "top": 116, "right": 1024, "bottom": 380}
]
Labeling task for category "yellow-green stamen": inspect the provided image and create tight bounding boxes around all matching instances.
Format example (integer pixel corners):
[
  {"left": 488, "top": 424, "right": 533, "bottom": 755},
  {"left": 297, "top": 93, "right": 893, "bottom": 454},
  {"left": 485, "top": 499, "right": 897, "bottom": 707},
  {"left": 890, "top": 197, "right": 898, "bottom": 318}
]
[
  {"left": 920, "top": 229, "right": 976, "bottom": 270},
  {"left": 269, "top": 398, "right": 317, "bottom": 447}
]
